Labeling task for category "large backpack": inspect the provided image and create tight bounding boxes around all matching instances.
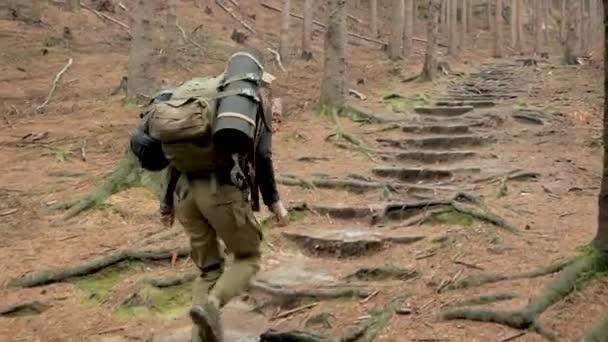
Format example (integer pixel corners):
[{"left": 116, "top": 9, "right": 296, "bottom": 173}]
[{"left": 133, "top": 49, "right": 266, "bottom": 175}]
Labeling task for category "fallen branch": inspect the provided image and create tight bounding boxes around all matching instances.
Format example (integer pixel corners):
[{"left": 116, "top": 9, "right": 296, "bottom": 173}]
[
  {"left": 267, "top": 47, "right": 287, "bottom": 73},
  {"left": 36, "top": 58, "right": 73, "bottom": 111},
  {"left": 216, "top": 0, "right": 256, "bottom": 34},
  {"left": 271, "top": 302, "right": 318, "bottom": 320},
  {"left": 7, "top": 247, "right": 190, "bottom": 288},
  {"left": 348, "top": 89, "right": 367, "bottom": 101},
  {"left": 176, "top": 23, "right": 203, "bottom": 50},
  {"left": 80, "top": 2, "right": 130, "bottom": 34},
  {"left": 341, "top": 295, "right": 406, "bottom": 342}
]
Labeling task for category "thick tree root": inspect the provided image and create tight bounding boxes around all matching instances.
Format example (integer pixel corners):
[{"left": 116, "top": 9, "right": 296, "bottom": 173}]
[
  {"left": 443, "top": 293, "right": 516, "bottom": 308},
  {"left": 277, "top": 175, "right": 395, "bottom": 194},
  {"left": 582, "top": 309, "right": 608, "bottom": 342},
  {"left": 341, "top": 295, "right": 406, "bottom": 342},
  {"left": 442, "top": 250, "right": 608, "bottom": 340},
  {"left": 7, "top": 247, "right": 191, "bottom": 288},
  {"left": 325, "top": 107, "right": 377, "bottom": 161},
  {"left": 61, "top": 151, "right": 163, "bottom": 220},
  {"left": 445, "top": 259, "right": 573, "bottom": 291},
  {"left": 260, "top": 329, "right": 331, "bottom": 342},
  {"left": 0, "top": 300, "right": 49, "bottom": 317}
]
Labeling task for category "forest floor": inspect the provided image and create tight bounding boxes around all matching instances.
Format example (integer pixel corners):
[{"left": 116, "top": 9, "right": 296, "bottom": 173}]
[{"left": 0, "top": 1, "right": 606, "bottom": 342}]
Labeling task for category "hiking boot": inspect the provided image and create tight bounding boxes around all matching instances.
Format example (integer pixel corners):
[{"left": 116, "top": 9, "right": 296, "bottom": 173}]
[{"left": 190, "top": 302, "right": 223, "bottom": 342}]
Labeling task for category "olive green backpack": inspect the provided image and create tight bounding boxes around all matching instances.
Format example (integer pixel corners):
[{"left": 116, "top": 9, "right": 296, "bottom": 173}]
[{"left": 147, "top": 74, "right": 225, "bottom": 173}]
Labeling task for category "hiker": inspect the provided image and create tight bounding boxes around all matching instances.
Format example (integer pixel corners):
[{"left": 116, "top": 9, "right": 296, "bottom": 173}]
[{"left": 130, "top": 48, "right": 287, "bottom": 342}]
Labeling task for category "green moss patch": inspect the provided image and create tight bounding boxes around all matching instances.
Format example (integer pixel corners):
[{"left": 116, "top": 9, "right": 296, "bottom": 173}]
[
  {"left": 69, "top": 262, "right": 141, "bottom": 306},
  {"left": 115, "top": 284, "right": 191, "bottom": 321}
]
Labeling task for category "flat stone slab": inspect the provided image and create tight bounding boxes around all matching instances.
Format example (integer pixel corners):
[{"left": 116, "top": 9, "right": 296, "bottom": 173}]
[
  {"left": 282, "top": 228, "right": 425, "bottom": 257},
  {"left": 377, "top": 135, "right": 495, "bottom": 150},
  {"left": 372, "top": 166, "right": 481, "bottom": 182},
  {"left": 414, "top": 106, "right": 474, "bottom": 116},
  {"left": 401, "top": 124, "right": 471, "bottom": 135},
  {"left": 257, "top": 253, "right": 336, "bottom": 287},
  {"left": 435, "top": 100, "right": 495, "bottom": 108}
]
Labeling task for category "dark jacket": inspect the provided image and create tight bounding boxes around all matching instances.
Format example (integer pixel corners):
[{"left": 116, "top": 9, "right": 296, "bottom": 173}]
[{"left": 159, "top": 123, "right": 280, "bottom": 214}]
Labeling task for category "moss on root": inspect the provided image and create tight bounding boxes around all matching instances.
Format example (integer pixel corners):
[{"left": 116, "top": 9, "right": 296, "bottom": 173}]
[
  {"left": 62, "top": 151, "right": 163, "bottom": 220},
  {"left": 70, "top": 261, "right": 141, "bottom": 306},
  {"left": 441, "top": 247, "right": 608, "bottom": 341}
]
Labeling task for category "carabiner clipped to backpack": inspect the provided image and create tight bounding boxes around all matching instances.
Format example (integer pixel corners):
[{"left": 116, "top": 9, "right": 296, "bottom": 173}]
[{"left": 230, "top": 153, "right": 247, "bottom": 190}]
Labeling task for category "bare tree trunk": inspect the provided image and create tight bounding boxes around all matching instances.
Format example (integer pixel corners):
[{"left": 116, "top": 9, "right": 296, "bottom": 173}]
[
  {"left": 576, "top": 0, "right": 583, "bottom": 54},
  {"left": 165, "top": 0, "right": 179, "bottom": 66},
  {"left": 68, "top": 0, "right": 80, "bottom": 11},
  {"left": 279, "top": 0, "right": 291, "bottom": 64},
  {"left": 494, "top": 0, "right": 503, "bottom": 57},
  {"left": 441, "top": 0, "right": 448, "bottom": 34},
  {"left": 487, "top": 0, "right": 492, "bottom": 31},
  {"left": 564, "top": 0, "right": 580, "bottom": 64},
  {"left": 595, "top": 0, "right": 608, "bottom": 256},
  {"left": 581, "top": 0, "right": 590, "bottom": 54},
  {"left": 560, "top": 0, "right": 567, "bottom": 42},
  {"left": 320, "top": 0, "right": 346, "bottom": 108},
  {"left": 467, "top": 0, "right": 473, "bottom": 32},
  {"left": 420, "top": 0, "right": 440, "bottom": 80},
  {"left": 460, "top": 0, "right": 467, "bottom": 49},
  {"left": 413, "top": 0, "right": 418, "bottom": 35},
  {"left": 534, "top": 0, "right": 543, "bottom": 54},
  {"left": 127, "top": 0, "right": 153, "bottom": 104},
  {"left": 370, "top": 0, "right": 378, "bottom": 37},
  {"left": 543, "top": 0, "right": 550, "bottom": 44},
  {"left": 403, "top": 0, "right": 414, "bottom": 57},
  {"left": 388, "top": 0, "right": 405, "bottom": 60},
  {"left": 516, "top": 0, "right": 525, "bottom": 52},
  {"left": 302, "top": 0, "right": 313, "bottom": 60},
  {"left": 511, "top": 0, "right": 518, "bottom": 49},
  {"left": 448, "top": 0, "right": 458, "bottom": 55}
]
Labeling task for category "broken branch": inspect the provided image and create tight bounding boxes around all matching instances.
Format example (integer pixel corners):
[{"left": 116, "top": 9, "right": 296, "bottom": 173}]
[
  {"left": 267, "top": 47, "right": 287, "bottom": 73},
  {"left": 216, "top": 0, "right": 256, "bottom": 34},
  {"left": 36, "top": 58, "right": 73, "bottom": 111},
  {"left": 80, "top": 3, "right": 130, "bottom": 34}
]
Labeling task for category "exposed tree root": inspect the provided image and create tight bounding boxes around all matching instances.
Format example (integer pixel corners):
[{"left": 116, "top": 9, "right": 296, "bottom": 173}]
[
  {"left": 277, "top": 175, "right": 396, "bottom": 194},
  {"left": 445, "top": 258, "right": 573, "bottom": 291},
  {"left": 324, "top": 107, "right": 377, "bottom": 161},
  {"left": 442, "top": 293, "right": 517, "bottom": 309},
  {"left": 0, "top": 300, "right": 49, "bottom": 317},
  {"left": 260, "top": 329, "right": 330, "bottom": 342},
  {"left": 61, "top": 151, "right": 163, "bottom": 220},
  {"left": 344, "top": 265, "right": 419, "bottom": 282},
  {"left": 582, "top": 309, "right": 608, "bottom": 342},
  {"left": 341, "top": 105, "right": 386, "bottom": 124},
  {"left": 7, "top": 247, "right": 191, "bottom": 288},
  {"left": 442, "top": 250, "right": 608, "bottom": 341},
  {"left": 341, "top": 295, "right": 406, "bottom": 342}
]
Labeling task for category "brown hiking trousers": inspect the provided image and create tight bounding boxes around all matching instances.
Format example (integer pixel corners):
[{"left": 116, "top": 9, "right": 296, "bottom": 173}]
[{"left": 174, "top": 173, "right": 262, "bottom": 310}]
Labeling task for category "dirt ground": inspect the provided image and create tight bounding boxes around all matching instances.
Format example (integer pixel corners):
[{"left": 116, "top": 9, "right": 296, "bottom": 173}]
[{"left": 0, "top": 1, "right": 606, "bottom": 342}]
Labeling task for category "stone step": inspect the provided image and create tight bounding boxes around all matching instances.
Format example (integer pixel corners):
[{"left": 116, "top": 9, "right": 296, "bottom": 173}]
[
  {"left": 377, "top": 135, "right": 495, "bottom": 150},
  {"left": 436, "top": 94, "right": 517, "bottom": 101},
  {"left": 434, "top": 100, "right": 495, "bottom": 108},
  {"left": 282, "top": 228, "right": 426, "bottom": 257},
  {"left": 371, "top": 166, "right": 481, "bottom": 183},
  {"left": 400, "top": 124, "right": 472, "bottom": 135},
  {"left": 414, "top": 106, "right": 474, "bottom": 117},
  {"left": 383, "top": 150, "right": 479, "bottom": 164}
]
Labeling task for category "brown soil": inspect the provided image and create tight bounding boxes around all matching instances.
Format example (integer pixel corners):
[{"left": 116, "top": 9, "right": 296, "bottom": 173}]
[{"left": 0, "top": 1, "right": 605, "bottom": 342}]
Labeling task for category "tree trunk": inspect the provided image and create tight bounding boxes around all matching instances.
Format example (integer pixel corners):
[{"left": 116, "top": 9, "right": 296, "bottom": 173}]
[
  {"left": 165, "top": 0, "right": 179, "bottom": 66},
  {"left": 68, "top": 0, "right": 80, "bottom": 11},
  {"left": 534, "top": 0, "right": 543, "bottom": 54},
  {"left": 420, "top": 0, "right": 440, "bottom": 81},
  {"left": 320, "top": 0, "right": 347, "bottom": 108},
  {"left": 302, "top": 0, "right": 313, "bottom": 60},
  {"left": 511, "top": 0, "right": 518, "bottom": 49},
  {"left": 487, "top": 0, "right": 492, "bottom": 31},
  {"left": 448, "top": 0, "right": 458, "bottom": 55},
  {"left": 543, "top": 0, "right": 550, "bottom": 44},
  {"left": 581, "top": 0, "right": 590, "bottom": 54},
  {"left": 560, "top": 0, "right": 567, "bottom": 42},
  {"left": 403, "top": 0, "right": 414, "bottom": 57},
  {"left": 460, "top": 0, "right": 467, "bottom": 49},
  {"left": 127, "top": 0, "right": 153, "bottom": 104},
  {"left": 576, "top": 0, "right": 583, "bottom": 54},
  {"left": 388, "top": 0, "right": 405, "bottom": 60},
  {"left": 516, "top": 0, "right": 525, "bottom": 52},
  {"left": 595, "top": 0, "right": 608, "bottom": 256},
  {"left": 564, "top": 0, "right": 580, "bottom": 64},
  {"left": 441, "top": 0, "right": 448, "bottom": 34},
  {"left": 370, "top": 0, "right": 378, "bottom": 37},
  {"left": 413, "top": 0, "right": 418, "bottom": 35},
  {"left": 467, "top": 0, "right": 473, "bottom": 32},
  {"left": 279, "top": 0, "right": 291, "bottom": 64},
  {"left": 494, "top": 0, "right": 503, "bottom": 57}
]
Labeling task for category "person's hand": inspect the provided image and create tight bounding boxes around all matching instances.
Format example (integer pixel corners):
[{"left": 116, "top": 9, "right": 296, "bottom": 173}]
[
  {"left": 271, "top": 201, "right": 289, "bottom": 227},
  {"left": 160, "top": 210, "right": 175, "bottom": 227}
]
